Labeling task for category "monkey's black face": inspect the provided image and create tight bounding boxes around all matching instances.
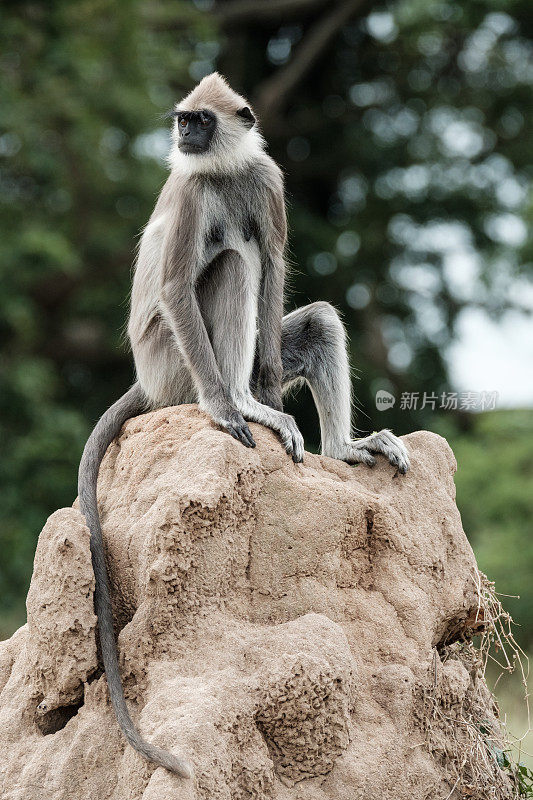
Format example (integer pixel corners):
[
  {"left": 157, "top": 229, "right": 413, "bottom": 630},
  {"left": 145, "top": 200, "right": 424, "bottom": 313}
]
[{"left": 176, "top": 110, "right": 217, "bottom": 154}]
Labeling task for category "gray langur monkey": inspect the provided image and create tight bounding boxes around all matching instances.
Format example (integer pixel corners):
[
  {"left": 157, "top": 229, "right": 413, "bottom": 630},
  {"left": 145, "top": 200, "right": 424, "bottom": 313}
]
[{"left": 78, "top": 72, "right": 409, "bottom": 779}]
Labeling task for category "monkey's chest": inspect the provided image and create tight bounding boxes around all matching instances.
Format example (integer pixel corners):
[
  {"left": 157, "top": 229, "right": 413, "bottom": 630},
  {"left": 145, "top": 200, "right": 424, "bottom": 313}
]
[
  {"left": 200, "top": 183, "right": 262, "bottom": 276},
  {"left": 206, "top": 215, "right": 255, "bottom": 247},
  {"left": 203, "top": 214, "right": 259, "bottom": 268}
]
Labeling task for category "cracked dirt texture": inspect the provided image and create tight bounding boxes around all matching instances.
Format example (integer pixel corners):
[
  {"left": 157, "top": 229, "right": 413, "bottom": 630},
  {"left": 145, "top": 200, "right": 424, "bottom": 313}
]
[{"left": 0, "top": 406, "right": 507, "bottom": 799}]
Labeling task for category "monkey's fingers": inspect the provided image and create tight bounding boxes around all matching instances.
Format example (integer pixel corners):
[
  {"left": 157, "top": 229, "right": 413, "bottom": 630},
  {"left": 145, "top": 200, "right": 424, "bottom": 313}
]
[
  {"left": 287, "top": 418, "right": 304, "bottom": 463},
  {"left": 279, "top": 429, "right": 293, "bottom": 456},
  {"left": 278, "top": 421, "right": 304, "bottom": 463},
  {"left": 226, "top": 424, "right": 250, "bottom": 446},
  {"left": 291, "top": 432, "right": 304, "bottom": 463},
  {"left": 240, "top": 422, "right": 257, "bottom": 448},
  {"left": 225, "top": 424, "right": 241, "bottom": 442},
  {"left": 224, "top": 422, "right": 255, "bottom": 448}
]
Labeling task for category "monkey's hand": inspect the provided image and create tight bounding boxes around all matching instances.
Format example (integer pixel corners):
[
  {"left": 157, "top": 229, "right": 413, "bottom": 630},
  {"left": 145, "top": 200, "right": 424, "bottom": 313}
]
[
  {"left": 210, "top": 402, "right": 257, "bottom": 449},
  {"left": 275, "top": 412, "right": 305, "bottom": 463},
  {"left": 255, "top": 368, "right": 283, "bottom": 412},
  {"left": 232, "top": 394, "right": 304, "bottom": 464}
]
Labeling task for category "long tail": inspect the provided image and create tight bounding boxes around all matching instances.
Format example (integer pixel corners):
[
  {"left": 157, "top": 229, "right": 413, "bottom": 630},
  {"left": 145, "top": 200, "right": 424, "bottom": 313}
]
[{"left": 78, "top": 382, "right": 192, "bottom": 779}]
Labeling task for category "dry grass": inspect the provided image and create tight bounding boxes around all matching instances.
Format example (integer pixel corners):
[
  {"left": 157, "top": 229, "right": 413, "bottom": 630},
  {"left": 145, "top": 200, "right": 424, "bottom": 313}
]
[{"left": 417, "top": 571, "right": 532, "bottom": 799}]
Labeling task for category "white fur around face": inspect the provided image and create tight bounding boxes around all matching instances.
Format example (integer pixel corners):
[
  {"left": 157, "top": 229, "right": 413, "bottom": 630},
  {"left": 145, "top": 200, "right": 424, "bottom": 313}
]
[{"left": 168, "top": 122, "right": 266, "bottom": 176}]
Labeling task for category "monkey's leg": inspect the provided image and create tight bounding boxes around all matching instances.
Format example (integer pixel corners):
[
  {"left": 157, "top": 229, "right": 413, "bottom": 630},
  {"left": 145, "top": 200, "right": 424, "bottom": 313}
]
[
  {"left": 198, "top": 249, "right": 303, "bottom": 461},
  {"left": 279, "top": 302, "right": 409, "bottom": 473}
]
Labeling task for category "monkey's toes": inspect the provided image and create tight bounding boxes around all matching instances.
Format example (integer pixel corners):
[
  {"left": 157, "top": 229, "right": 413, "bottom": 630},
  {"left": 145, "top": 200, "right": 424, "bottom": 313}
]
[
  {"left": 344, "top": 447, "right": 377, "bottom": 467},
  {"left": 367, "top": 430, "right": 410, "bottom": 473},
  {"left": 380, "top": 432, "right": 410, "bottom": 473}
]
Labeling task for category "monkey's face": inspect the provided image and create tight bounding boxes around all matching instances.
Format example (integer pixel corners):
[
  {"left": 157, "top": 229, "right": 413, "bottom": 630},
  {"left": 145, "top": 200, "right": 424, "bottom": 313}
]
[
  {"left": 172, "top": 104, "right": 257, "bottom": 162},
  {"left": 176, "top": 110, "right": 217, "bottom": 155},
  {"left": 170, "top": 75, "right": 262, "bottom": 169}
]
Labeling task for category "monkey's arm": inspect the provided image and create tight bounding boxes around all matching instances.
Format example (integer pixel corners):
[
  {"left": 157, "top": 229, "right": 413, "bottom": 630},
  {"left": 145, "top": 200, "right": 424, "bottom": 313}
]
[
  {"left": 255, "top": 182, "right": 287, "bottom": 412},
  {"left": 159, "top": 206, "right": 256, "bottom": 448}
]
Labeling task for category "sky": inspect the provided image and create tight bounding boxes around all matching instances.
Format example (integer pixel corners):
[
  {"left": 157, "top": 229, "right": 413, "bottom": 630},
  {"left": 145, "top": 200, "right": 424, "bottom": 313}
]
[{"left": 448, "top": 308, "right": 533, "bottom": 408}]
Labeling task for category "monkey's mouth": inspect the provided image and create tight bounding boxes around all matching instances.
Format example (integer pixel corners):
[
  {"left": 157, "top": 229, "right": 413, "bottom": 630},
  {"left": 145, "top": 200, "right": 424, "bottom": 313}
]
[{"left": 178, "top": 141, "right": 206, "bottom": 155}]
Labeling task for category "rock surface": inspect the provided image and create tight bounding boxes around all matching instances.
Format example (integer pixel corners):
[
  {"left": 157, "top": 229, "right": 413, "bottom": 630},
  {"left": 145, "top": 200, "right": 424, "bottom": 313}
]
[{"left": 0, "top": 406, "right": 510, "bottom": 799}]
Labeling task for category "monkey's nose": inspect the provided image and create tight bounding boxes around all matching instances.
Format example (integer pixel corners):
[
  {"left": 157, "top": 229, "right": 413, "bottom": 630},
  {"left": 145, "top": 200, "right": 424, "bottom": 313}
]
[{"left": 183, "top": 128, "right": 190, "bottom": 136}]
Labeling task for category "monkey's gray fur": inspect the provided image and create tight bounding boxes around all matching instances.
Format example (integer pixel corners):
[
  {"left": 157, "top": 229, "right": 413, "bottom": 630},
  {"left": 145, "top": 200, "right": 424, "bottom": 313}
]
[{"left": 78, "top": 73, "right": 409, "bottom": 779}]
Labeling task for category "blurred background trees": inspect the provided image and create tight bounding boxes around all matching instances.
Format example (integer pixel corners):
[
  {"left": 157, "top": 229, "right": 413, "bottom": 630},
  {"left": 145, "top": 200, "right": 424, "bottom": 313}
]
[{"left": 1, "top": 0, "right": 532, "bottom": 668}]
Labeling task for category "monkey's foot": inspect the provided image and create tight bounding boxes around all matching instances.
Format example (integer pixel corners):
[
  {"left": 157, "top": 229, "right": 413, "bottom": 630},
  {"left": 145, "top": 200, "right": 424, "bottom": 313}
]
[{"left": 337, "top": 430, "right": 410, "bottom": 473}]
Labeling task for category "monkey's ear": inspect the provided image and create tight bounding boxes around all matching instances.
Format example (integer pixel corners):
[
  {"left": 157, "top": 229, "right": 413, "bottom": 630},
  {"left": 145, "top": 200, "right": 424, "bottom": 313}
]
[{"left": 236, "top": 106, "right": 255, "bottom": 128}]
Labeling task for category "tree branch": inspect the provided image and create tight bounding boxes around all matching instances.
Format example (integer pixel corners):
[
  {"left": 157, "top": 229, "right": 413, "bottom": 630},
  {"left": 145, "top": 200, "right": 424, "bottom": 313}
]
[{"left": 254, "top": 0, "right": 368, "bottom": 126}]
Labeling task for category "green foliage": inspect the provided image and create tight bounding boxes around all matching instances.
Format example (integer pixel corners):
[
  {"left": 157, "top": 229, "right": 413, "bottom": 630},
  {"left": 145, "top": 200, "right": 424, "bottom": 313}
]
[
  {"left": 493, "top": 747, "right": 533, "bottom": 797},
  {"left": 444, "top": 410, "right": 533, "bottom": 646},
  {"left": 516, "top": 762, "right": 533, "bottom": 798}
]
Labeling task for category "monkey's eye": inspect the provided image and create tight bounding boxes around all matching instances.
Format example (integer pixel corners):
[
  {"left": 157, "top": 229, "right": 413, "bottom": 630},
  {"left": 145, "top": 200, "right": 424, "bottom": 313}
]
[
  {"left": 179, "top": 118, "right": 187, "bottom": 127},
  {"left": 199, "top": 113, "right": 212, "bottom": 128}
]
